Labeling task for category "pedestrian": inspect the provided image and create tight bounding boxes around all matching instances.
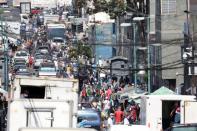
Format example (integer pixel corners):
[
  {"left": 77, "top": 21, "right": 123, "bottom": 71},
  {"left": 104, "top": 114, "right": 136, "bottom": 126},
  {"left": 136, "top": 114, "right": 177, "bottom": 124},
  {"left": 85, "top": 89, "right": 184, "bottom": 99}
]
[
  {"left": 108, "top": 113, "right": 114, "bottom": 128},
  {"left": 124, "top": 112, "right": 130, "bottom": 125},
  {"left": 103, "top": 96, "right": 110, "bottom": 116},
  {"left": 130, "top": 105, "right": 137, "bottom": 124},
  {"left": 106, "top": 86, "right": 112, "bottom": 99},
  {"left": 170, "top": 102, "right": 180, "bottom": 124},
  {"left": 114, "top": 106, "right": 124, "bottom": 124},
  {"left": 102, "top": 116, "right": 108, "bottom": 131},
  {"left": 80, "top": 87, "right": 87, "bottom": 102},
  {"left": 28, "top": 55, "right": 34, "bottom": 68}
]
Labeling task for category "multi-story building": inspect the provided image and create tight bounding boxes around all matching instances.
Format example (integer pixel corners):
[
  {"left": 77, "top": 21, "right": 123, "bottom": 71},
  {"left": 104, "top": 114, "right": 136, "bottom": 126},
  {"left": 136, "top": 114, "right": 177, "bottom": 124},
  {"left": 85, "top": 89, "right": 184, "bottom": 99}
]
[
  {"left": 88, "top": 12, "right": 116, "bottom": 63},
  {"left": 151, "top": 0, "right": 197, "bottom": 91}
]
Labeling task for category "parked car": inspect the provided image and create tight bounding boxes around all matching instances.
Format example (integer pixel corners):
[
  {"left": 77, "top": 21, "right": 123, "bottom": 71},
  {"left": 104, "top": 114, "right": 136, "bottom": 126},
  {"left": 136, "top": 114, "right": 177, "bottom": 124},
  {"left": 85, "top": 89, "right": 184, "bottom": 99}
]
[
  {"left": 34, "top": 55, "right": 45, "bottom": 69},
  {"left": 15, "top": 71, "right": 32, "bottom": 76},
  {"left": 13, "top": 58, "right": 27, "bottom": 65},
  {"left": 13, "top": 63, "right": 26, "bottom": 72},
  {"left": 51, "top": 37, "right": 66, "bottom": 48},
  {"left": 77, "top": 109, "right": 101, "bottom": 131},
  {"left": 38, "top": 62, "right": 57, "bottom": 77},
  {"left": 37, "top": 46, "right": 50, "bottom": 54},
  {"left": 14, "top": 51, "right": 29, "bottom": 63}
]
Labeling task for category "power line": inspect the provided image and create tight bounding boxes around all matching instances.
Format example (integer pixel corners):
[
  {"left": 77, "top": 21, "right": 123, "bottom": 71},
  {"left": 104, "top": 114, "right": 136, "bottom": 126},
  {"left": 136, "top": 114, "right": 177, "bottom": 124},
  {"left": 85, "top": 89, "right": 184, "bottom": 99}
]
[{"left": 77, "top": 62, "right": 183, "bottom": 72}]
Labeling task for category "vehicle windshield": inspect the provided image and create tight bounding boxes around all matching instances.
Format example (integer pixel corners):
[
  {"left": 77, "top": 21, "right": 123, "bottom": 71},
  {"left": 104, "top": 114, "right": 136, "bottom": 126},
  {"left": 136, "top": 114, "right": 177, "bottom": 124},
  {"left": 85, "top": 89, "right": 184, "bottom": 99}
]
[
  {"left": 15, "top": 59, "right": 26, "bottom": 63},
  {"left": 77, "top": 114, "right": 99, "bottom": 123},
  {"left": 35, "top": 55, "right": 44, "bottom": 59},
  {"left": 40, "top": 67, "right": 56, "bottom": 72},
  {"left": 38, "top": 47, "right": 49, "bottom": 50},
  {"left": 53, "top": 39, "right": 64, "bottom": 43},
  {"left": 14, "top": 63, "right": 26, "bottom": 66},
  {"left": 16, "top": 52, "right": 28, "bottom": 56},
  {"left": 48, "top": 28, "right": 66, "bottom": 39}
]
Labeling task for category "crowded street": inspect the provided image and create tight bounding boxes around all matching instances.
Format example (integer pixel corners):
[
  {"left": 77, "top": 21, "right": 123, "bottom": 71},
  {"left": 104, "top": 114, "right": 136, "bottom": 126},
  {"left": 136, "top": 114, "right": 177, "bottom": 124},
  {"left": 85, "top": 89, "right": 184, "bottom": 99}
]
[{"left": 0, "top": 0, "right": 197, "bottom": 131}]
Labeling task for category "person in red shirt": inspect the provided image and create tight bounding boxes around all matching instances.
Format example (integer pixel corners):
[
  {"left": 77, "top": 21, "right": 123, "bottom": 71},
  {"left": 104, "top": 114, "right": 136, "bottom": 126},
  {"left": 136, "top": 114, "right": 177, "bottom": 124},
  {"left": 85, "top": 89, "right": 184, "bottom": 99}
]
[
  {"left": 106, "top": 86, "right": 112, "bottom": 99},
  {"left": 28, "top": 55, "right": 34, "bottom": 68},
  {"left": 114, "top": 106, "right": 124, "bottom": 124},
  {"left": 130, "top": 106, "right": 137, "bottom": 124},
  {"left": 81, "top": 87, "right": 86, "bottom": 102}
]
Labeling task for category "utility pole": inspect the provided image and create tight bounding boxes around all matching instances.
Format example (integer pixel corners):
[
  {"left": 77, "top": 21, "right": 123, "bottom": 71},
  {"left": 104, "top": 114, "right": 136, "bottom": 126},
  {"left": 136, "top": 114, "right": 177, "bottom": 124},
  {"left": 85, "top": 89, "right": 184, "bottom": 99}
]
[
  {"left": 0, "top": 13, "right": 9, "bottom": 131},
  {"left": 147, "top": 17, "right": 151, "bottom": 93},
  {"left": 182, "top": 0, "right": 195, "bottom": 95},
  {"left": 133, "top": 22, "right": 137, "bottom": 90},
  {"left": 0, "top": 15, "right": 9, "bottom": 92}
]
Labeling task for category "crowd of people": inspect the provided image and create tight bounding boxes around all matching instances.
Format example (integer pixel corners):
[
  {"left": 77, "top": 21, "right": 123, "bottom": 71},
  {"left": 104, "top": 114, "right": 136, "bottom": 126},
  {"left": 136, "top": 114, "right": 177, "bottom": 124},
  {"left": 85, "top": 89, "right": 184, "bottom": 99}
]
[{"left": 79, "top": 75, "right": 141, "bottom": 130}]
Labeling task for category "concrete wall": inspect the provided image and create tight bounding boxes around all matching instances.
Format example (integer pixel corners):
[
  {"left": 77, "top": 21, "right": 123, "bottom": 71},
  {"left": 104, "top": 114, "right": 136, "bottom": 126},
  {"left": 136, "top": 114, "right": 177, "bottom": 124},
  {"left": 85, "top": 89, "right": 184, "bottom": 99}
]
[{"left": 160, "top": 0, "right": 186, "bottom": 87}]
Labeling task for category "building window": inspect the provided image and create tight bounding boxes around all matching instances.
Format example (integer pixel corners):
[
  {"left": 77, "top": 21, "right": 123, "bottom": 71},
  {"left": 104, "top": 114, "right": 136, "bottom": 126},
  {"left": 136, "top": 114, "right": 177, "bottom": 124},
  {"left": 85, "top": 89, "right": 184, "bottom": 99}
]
[
  {"left": 161, "top": 0, "right": 176, "bottom": 15},
  {"left": 121, "top": 65, "right": 124, "bottom": 68}
]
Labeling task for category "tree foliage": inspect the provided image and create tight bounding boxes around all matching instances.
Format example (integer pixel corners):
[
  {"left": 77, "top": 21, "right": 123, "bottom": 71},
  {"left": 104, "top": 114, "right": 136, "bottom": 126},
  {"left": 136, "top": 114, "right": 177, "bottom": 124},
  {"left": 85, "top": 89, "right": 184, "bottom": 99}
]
[
  {"left": 75, "top": 0, "right": 126, "bottom": 19},
  {"left": 68, "top": 41, "right": 92, "bottom": 60},
  {"left": 92, "top": 0, "right": 126, "bottom": 18}
]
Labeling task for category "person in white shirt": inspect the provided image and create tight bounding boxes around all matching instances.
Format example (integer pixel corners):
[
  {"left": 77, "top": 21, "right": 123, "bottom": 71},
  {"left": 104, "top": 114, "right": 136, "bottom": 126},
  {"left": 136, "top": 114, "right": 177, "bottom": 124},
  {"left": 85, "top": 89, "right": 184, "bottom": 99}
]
[
  {"left": 108, "top": 113, "right": 114, "bottom": 128},
  {"left": 103, "top": 97, "right": 110, "bottom": 116},
  {"left": 124, "top": 113, "right": 130, "bottom": 125}
]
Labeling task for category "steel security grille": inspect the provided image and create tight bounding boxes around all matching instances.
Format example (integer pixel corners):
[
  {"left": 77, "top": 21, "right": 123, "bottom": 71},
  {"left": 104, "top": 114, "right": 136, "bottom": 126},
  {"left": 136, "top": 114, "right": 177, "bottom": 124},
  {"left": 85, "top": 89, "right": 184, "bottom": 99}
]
[{"left": 161, "top": 0, "right": 176, "bottom": 15}]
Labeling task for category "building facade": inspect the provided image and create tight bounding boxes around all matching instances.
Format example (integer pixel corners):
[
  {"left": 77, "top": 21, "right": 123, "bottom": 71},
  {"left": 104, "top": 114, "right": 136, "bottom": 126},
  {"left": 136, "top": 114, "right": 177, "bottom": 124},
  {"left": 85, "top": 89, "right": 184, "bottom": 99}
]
[{"left": 152, "top": 0, "right": 187, "bottom": 90}]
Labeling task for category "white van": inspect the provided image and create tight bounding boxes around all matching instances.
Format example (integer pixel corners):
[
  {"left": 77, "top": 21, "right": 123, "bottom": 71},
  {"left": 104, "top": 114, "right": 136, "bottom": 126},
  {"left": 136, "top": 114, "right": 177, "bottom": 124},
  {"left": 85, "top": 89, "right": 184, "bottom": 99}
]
[{"left": 140, "top": 95, "right": 197, "bottom": 131}]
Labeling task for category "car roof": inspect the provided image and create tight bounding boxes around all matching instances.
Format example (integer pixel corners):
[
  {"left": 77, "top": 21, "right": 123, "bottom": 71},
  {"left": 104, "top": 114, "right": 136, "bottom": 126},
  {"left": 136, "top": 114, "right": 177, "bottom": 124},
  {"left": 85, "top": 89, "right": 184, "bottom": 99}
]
[
  {"left": 53, "top": 37, "right": 64, "bottom": 40},
  {"left": 41, "top": 62, "right": 55, "bottom": 67}
]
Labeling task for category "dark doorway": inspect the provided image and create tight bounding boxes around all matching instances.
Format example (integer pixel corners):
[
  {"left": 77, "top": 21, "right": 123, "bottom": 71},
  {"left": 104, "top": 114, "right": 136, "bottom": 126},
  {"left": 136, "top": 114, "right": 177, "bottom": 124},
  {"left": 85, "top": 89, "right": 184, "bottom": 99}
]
[
  {"left": 162, "top": 100, "right": 180, "bottom": 130},
  {"left": 20, "top": 85, "right": 45, "bottom": 99}
]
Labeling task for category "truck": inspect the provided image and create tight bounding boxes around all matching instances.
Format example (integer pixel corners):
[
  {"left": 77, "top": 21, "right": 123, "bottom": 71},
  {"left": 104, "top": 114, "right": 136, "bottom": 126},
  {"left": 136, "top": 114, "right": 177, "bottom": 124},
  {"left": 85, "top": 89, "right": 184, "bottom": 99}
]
[
  {"left": 7, "top": 76, "right": 79, "bottom": 131},
  {"left": 44, "top": 15, "right": 60, "bottom": 25},
  {"left": 46, "top": 23, "right": 66, "bottom": 40},
  {"left": 140, "top": 95, "right": 197, "bottom": 131}
]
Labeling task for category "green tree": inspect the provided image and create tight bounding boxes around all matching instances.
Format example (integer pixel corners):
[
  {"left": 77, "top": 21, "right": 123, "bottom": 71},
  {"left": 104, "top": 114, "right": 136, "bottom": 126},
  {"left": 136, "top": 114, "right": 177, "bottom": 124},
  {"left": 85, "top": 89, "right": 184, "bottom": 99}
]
[
  {"left": 92, "top": 0, "right": 126, "bottom": 18},
  {"left": 68, "top": 41, "right": 92, "bottom": 60}
]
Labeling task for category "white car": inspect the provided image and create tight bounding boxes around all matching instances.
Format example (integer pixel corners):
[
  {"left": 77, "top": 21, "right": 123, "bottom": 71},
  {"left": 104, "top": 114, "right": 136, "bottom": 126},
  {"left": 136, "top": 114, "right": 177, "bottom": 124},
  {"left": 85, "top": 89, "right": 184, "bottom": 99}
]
[
  {"left": 14, "top": 51, "right": 29, "bottom": 63},
  {"left": 38, "top": 63, "right": 57, "bottom": 77},
  {"left": 34, "top": 55, "right": 45, "bottom": 68},
  {"left": 51, "top": 37, "right": 66, "bottom": 48}
]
